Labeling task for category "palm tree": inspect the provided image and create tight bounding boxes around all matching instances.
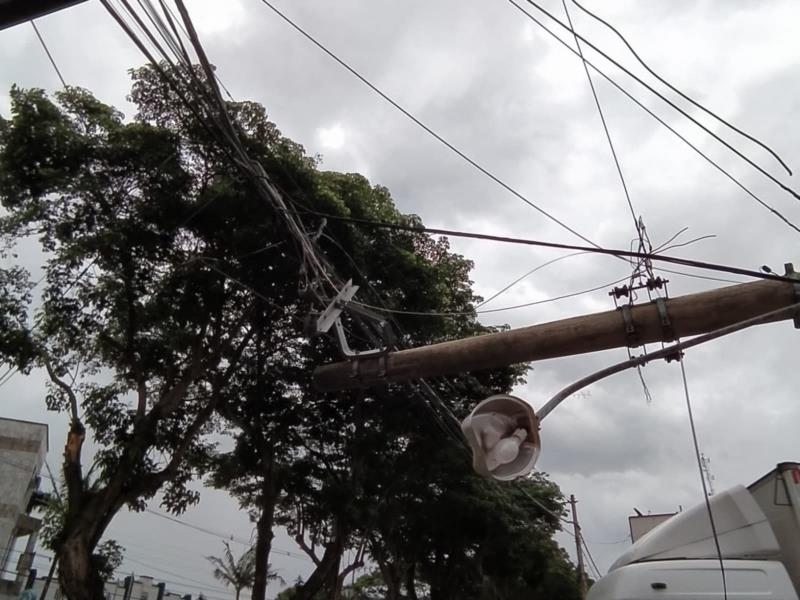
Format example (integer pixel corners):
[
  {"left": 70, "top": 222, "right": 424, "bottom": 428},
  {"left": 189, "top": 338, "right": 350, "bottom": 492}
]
[
  {"left": 206, "top": 542, "right": 285, "bottom": 600},
  {"left": 207, "top": 542, "right": 256, "bottom": 600}
]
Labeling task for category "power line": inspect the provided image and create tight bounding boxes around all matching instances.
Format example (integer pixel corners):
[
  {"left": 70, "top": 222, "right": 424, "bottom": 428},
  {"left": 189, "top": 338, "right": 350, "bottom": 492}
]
[
  {"left": 579, "top": 533, "right": 603, "bottom": 580},
  {"left": 515, "top": 0, "right": 800, "bottom": 204},
  {"left": 570, "top": 0, "right": 792, "bottom": 176},
  {"left": 120, "top": 555, "right": 235, "bottom": 596},
  {"left": 678, "top": 357, "right": 728, "bottom": 600},
  {"left": 142, "top": 508, "right": 310, "bottom": 561},
  {"left": 352, "top": 275, "right": 630, "bottom": 317},
  {"left": 30, "top": 21, "right": 67, "bottom": 88},
  {"left": 255, "top": 0, "right": 604, "bottom": 251},
  {"left": 562, "top": 0, "right": 636, "bottom": 229},
  {"left": 506, "top": 0, "right": 800, "bottom": 235},
  {"left": 476, "top": 251, "right": 591, "bottom": 309},
  {"left": 295, "top": 209, "right": 798, "bottom": 283}
]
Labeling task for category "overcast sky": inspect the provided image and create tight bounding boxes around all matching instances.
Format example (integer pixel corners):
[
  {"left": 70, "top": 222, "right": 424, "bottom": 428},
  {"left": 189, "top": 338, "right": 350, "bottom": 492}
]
[{"left": 2, "top": 0, "right": 800, "bottom": 596}]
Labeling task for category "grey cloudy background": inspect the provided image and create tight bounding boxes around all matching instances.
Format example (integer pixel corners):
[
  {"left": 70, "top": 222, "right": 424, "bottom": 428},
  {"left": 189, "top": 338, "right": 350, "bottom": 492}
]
[{"left": 2, "top": 0, "right": 800, "bottom": 596}]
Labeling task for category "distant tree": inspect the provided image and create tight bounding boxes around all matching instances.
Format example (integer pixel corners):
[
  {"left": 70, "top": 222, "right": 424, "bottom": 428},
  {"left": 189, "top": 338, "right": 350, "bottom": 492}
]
[{"left": 207, "top": 543, "right": 256, "bottom": 600}]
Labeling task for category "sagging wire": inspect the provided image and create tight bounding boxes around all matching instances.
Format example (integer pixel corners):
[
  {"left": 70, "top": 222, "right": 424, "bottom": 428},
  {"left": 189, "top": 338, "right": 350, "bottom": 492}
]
[
  {"left": 515, "top": 0, "right": 800, "bottom": 203},
  {"left": 506, "top": 0, "right": 800, "bottom": 235},
  {"left": 570, "top": 0, "right": 792, "bottom": 176},
  {"left": 101, "top": 0, "right": 338, "bottom": 303},
  {"left": 678, "top": 357, "right": 728, "bottom": 600},
  {"left": 563, "top": 0, "right": 653, "bottom": 404}
]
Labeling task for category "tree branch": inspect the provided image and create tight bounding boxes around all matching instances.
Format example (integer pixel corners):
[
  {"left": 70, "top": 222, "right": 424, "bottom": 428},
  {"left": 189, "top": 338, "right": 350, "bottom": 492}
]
[
  {"left": 295, "top": 534, "right": 322, "bottom": 567},
  {"left": 43, "top": 355, "right": 80, "bottom": 423}
]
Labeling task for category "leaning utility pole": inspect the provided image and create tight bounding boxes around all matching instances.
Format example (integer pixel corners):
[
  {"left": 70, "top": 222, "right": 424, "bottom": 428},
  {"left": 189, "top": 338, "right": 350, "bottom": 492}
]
[
  {"left": 570, "top": 494, "right": 588, "bottom": 598},
  {"left": 314, "top": 275, "right": 800, "bottom": 391}
]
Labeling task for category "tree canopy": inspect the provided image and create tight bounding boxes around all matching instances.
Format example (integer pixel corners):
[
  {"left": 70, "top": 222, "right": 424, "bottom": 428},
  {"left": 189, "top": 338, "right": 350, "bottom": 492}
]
[{"left": 0, "top": 64, "right": 583, "bottom": 600}]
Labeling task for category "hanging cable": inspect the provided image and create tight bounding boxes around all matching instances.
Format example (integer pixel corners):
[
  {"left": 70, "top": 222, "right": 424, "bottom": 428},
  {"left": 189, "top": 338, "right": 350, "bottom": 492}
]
[
  {"left": 570, "top": 0, "right": 791, "bottom": 176},
  {"left": 678, "top": 358, "right": 728, "bottom": 600},
  {"left": 563, "top": 0, "right": 653, "bottom": 403},
  {"left": 506, "top": 1, "right": 800, "bottom": 234},
  {"left": 291, "top": 209, "right": 799, "bottom": 283},
  {"left": 580, "top": 533, "right": 603, "bottom": 580},
  {"left": 255, "top": 0, "right": 608, "bottom": 251},
  {"left": 30, "top": 21, "right": 67, "bottom": 88},
  {"left": 514, "top": 0, "right": 800, "bottom": 203},
  {"left": 562, "top": 0, "right": 636, "bottom": 227}
]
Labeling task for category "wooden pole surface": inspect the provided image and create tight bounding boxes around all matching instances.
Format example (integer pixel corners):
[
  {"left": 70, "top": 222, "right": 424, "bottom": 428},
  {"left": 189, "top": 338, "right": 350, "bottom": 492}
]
[{"left": 313, "top": 280, "right": 797, "bottom": 391}]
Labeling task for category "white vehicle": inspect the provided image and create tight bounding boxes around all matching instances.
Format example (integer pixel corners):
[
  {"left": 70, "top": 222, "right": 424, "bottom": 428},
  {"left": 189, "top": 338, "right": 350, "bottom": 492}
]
[{"left": 588, "top": 462, "right": 800, "bottom": 600}]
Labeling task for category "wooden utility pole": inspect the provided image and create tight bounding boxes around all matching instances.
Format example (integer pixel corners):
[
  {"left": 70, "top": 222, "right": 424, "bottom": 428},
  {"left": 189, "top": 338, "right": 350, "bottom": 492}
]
[
  {"left": 570, "top": 494, "right": 588, "bottom": 598},
  {"left": 314, "top": 278, "right": 798, "bottom": 391}
]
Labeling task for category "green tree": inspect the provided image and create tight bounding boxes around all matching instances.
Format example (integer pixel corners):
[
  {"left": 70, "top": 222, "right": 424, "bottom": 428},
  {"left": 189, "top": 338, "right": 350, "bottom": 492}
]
[
  {"left": 0, "top": 70, "right": 314, "bottom": 599},
  {"left": 206, "top": 542, "right": 263, "bottom": 600}
]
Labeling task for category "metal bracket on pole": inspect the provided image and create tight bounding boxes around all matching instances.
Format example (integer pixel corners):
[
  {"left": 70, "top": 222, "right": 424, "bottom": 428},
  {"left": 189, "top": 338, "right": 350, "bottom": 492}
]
[
  {"left": 619, "top": 304, "right": 640, "bottom": 347},
  {"left": 316, "top": 280, "right": 394, "bottom": 360},
  {"left": 785, "top": 263, "right": 800, "bottom": 329}
]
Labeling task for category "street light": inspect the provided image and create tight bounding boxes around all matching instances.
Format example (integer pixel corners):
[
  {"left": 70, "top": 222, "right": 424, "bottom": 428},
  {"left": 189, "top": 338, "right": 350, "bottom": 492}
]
[{"left": 461, "top": 394, "right": 540, "bottom": 481}]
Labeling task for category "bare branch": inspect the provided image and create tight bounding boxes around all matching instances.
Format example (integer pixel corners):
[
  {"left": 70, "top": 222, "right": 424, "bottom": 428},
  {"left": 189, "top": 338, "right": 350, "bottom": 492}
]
[{"left": 43, "top": 355, "right": 80, "bottom": 423}]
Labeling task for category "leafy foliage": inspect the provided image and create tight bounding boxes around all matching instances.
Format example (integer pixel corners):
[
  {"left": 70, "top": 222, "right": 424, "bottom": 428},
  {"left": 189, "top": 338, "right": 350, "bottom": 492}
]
[{"left": 0, "top": 65, "right": 582, "bottom": 600}]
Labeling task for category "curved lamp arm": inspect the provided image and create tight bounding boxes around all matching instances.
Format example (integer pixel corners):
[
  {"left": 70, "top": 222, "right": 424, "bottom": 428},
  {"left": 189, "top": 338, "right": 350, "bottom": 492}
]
[{"left": 537, "top": 301, "right": 800, "bottom": 422}]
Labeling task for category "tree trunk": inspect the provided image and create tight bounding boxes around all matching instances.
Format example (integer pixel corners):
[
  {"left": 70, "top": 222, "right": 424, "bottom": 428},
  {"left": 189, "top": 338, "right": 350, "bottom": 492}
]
[
  {"left": 429, "top": 549, "right": 446, "bottom": 600},
  {"left": 235, "top": 588, "right": 241, "bottom": 600},
  {"left": 251, "top": 470, "right": 278, "bottom": 600},
  {"left": 377, "top": 562, "right": 401, "bottom": 600},
  {"left": 58, "top": 534, "right": 105, "bottom": 600},
  {"left": 295, "top": 527, "right": 345, "bottom": 600},
  {"left": 405, "top": 563, "right": 418, "bottom": 600}
]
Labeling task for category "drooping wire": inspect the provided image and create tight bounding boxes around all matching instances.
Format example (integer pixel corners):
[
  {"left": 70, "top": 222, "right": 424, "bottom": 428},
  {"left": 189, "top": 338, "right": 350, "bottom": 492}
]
[
  {"left": 678, "top": 357, "right": 728, "bottom": 600},
  {"left": 477, "top": 251, "right": 591, "bottom": 309},
  {"left": 580, "top": 532, "right": 603, "bottom": 579},
  {"left": 514, "top": 0, "right": 800, "bottom": 203},
  {"left": 102, "top": 0, "right": 344, "bottom": 305},
  {"left": 563, "top": 0, "right": 653, "bottom": 403},
  {"left": 570, "top": 0, "right": 792, "bottom": 176},
  {"left": 290, "top": 209, "right": 798, "bottom": 284},
  {"left": 506, "top": 0, "right": 800, "bottom": 234},
  {"left": 351, "top": 275, "right": 630, "bottom": 317},
  {"left": 30, "top": 21, "right": 67, "bottom": 88},
  {"left": 562, "top": 0, "right": 636, "bottom": 227},
  {"left": 255, "top": 0, "right": 606, "bottom": 251}
]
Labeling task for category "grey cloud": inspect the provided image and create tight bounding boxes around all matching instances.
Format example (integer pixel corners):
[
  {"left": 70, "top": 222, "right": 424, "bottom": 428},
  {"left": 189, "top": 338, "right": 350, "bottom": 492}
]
[{"left": 2, "top": 0, "right": 800, "bottom": 589}]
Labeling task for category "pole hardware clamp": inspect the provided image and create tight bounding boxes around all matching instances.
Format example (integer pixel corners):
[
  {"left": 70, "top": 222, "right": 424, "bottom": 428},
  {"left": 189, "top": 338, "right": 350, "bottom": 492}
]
[{"left": 785, "top": 263, "right": 800, "bottom": 329}]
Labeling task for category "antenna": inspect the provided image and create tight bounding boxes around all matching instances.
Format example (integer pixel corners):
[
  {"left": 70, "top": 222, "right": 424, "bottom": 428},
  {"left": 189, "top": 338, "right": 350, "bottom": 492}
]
[{"left": 700, "top": 453, "right": 716, "bottom": 496}]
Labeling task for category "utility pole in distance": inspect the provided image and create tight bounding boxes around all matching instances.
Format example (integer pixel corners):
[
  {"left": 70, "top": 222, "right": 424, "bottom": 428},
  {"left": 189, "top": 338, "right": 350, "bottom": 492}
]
[
  {"left": 314, "top": 277, "right": 799, "bottom": 391},
  {"left": 570, "top": 494, "right": 588, "bottom": 598}
]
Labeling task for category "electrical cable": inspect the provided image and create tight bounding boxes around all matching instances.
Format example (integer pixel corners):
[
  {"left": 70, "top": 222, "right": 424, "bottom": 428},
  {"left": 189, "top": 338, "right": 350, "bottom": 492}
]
[
  {"left": 293, "top": 209, "right": 798, "bottom": 283},
  {"left": 570, "top": 0, "right": 791, "bottom": 176},
  {"left": 142, "top": 508, "right": 310, "bottom": 561},
  {"left": 255, "top": 0, "right": 605, "bottom": 251},
  {"left": 678, "top": 357, "right": 728, "bottom": 600},
  {"left": 476, "top": 251, "right": 591, "bottom": 309},
  {"left": 563, "top": 0, "right": 655, "bottom": 404},
  {"left": 30, "top": 21, "right": 67, "bottom": 88},
  {"left": 655, "top": 267, "right": 740, "bottom": 285},
  {"left": 584, "top": 535, "right": 630, "bottom": 545},
  {"left": 352, "top": 275, "right": 629, "bottom": 317},
  {"left": 562, "top": 0, "right": 636, "bottom": 228},
  {"left": 514, "top": 0, "right": 800, "bottom": 204},
  {"left": 506, "top": 0, "right": 800, "bottom": 234},
  {"left": 580, "top": 533, "right": 603, "bottom": 580},
  {"left": 121, "top": 554, "right": 238, "bottom": 594}
]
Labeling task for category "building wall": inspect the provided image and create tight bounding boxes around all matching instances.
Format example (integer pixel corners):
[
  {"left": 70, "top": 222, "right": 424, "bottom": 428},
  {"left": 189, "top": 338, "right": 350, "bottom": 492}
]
[{"left": 0, "top": 417, "right": 48, "bottom": 599}]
